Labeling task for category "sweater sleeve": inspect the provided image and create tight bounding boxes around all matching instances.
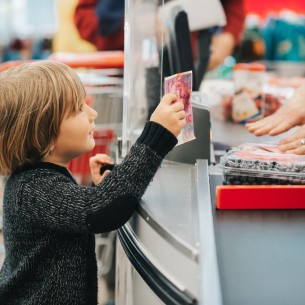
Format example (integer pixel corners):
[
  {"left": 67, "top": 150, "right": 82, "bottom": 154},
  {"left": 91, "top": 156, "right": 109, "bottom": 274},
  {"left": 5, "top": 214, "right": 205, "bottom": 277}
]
[
  {"left": 221, "top": 0, "right": 246, "bottom": 44},
  {"left": 74, "top": 0, "right": 99, "bottom": 44},
  {"left": 19, "top": 122, "right": 177, "bottom": 233}
]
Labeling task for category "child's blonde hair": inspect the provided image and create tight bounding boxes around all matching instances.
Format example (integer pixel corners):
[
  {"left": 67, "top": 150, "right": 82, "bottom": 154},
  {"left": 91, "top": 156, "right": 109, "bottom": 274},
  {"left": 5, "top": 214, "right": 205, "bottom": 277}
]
[{"left": 0, "top": 60, "right": 86, "bottom": 175}]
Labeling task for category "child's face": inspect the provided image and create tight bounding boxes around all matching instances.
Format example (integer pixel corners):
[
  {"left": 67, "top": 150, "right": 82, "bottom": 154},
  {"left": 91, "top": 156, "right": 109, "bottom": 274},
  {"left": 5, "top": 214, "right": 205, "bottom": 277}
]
[{"left": 46, "top": 103, "right": 98, "bottom": 165}]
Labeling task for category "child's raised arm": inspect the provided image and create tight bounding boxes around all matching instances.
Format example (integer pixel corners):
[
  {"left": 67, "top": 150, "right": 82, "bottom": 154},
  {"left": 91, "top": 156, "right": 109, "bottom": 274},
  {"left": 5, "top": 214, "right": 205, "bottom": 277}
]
[
  {"left": 89, "top": 93, "right": 186, "bottom": 186},
  {"left": 17, "top": 93, "right": 186, "bottom": 234}
]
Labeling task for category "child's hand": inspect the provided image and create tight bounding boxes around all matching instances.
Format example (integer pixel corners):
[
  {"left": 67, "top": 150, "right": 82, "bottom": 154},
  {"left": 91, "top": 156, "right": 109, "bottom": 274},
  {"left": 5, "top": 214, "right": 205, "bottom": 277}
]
[
  {"left": 150, "top": 93, "right": 186, "bottom": 137},
  {"left": 89, "top": 154, "right": 114, "bottom": 185}
]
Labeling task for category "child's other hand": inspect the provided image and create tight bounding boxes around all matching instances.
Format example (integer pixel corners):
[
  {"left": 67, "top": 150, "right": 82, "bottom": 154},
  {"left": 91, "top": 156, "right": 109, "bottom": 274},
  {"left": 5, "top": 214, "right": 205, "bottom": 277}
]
[
  {"left": 89, "top": 154, "right": 114, "bottom": 185},
  {"left": 150, "top": 93, "right": 186, "bottom": 137}
]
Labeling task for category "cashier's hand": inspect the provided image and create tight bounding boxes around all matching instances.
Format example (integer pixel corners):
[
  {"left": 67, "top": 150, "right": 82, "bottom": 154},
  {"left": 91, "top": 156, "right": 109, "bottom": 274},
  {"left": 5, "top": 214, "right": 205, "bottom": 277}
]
[
  {"left": 277, "top": 125, "right": 305, "bottom": 155},
  {"left": 246, "top": 81, "right": 305, "bottom": 136},
  {"left": 150, "top": 93, "right": 186, "bottom": 137},
  {"left": 90, "top": 154, "right": 114, "bottom": 185}
]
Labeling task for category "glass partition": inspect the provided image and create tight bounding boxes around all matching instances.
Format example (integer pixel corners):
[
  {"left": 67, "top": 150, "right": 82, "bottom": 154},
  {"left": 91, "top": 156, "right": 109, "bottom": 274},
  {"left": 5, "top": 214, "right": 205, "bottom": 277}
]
[
  {"left": 122, "top": 0, "right": 161, "bottom": 156},
  {"left": 122, "top": 0, "right": 226, "bottom": 159}
]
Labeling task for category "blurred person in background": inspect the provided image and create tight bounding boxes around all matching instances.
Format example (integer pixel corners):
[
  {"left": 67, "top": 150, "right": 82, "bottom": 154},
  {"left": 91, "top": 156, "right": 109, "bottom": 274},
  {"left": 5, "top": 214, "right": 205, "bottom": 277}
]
[
  {"left": 73, "top": 0, "right": 245, "bottom": 65},
  {"left": 74, "top": 0, "right": 125, "bottom": 51},
  {"left": 53, "top": 0, "right": 97, "bottom": 52},
  {"left": 208, "top": 0, "right": 246, "bottom": 70},
  {"left": 192, "top": 0, "right": 245, "bottom": 71},
  {"left": 188, "top": 0, "right": 245, "bottom": 86}
]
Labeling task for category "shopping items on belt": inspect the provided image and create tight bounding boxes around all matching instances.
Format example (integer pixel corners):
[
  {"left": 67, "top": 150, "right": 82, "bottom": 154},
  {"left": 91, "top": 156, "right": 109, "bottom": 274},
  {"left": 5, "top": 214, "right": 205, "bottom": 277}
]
[
  {"left": 219, "top": 143, "right": 305, "bottom": 185},
  {"left": 216, "top": 142, "right": 305, "bottom": 209}
]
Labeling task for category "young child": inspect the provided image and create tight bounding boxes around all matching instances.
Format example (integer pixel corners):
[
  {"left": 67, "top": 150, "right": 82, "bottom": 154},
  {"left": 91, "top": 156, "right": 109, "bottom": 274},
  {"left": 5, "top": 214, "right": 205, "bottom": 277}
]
[{"left": 0, "top": 61, "right": 186, "bottom": 305}]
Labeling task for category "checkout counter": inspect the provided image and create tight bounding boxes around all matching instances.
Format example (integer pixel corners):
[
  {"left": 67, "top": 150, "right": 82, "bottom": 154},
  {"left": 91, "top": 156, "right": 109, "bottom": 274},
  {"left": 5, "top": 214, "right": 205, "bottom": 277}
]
[
  {"left": 116, "top": 120, "right": 305, "bottom": 305},
  {"left": 115, "top": 1, "right": 305, "bottom": 304}
]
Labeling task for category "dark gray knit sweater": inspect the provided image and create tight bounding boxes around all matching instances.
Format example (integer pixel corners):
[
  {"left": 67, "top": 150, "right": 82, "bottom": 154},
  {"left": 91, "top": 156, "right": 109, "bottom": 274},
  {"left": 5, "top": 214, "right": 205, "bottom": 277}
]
[{"left": 0, "top": 122, "right": 177, "bottom": 305}]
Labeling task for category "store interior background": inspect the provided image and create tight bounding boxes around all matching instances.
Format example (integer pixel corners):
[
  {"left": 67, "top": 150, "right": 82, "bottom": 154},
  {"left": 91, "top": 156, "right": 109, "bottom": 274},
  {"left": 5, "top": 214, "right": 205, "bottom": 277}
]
[
  {"left": 0, "top": 0, "right": 305, "bottom": 63},
  {"left": 0, "top": 0, "right": 305, "bottom": 305}
]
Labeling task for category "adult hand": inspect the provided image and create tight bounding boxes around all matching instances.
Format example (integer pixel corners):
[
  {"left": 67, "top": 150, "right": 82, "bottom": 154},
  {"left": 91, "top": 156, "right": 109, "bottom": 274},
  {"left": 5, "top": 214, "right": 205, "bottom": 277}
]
[
  {"left": 278, "top": 125, "right": 305, "bottom": 154},
  {"left": 246, "top": 81, "right": 305, "bottom": 136}
]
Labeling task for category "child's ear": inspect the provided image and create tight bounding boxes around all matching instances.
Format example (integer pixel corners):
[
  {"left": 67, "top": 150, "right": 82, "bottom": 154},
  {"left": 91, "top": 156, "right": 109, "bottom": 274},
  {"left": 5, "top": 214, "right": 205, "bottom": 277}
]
[{"left": 49, "top": 144, "right": 55, "bottom": 154}]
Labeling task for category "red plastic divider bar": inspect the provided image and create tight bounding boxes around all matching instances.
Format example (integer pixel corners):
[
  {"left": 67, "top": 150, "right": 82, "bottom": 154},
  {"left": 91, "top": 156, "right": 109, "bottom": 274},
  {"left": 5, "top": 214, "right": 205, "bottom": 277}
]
[{"left": 216, "top": 185, "right": 305, "bottom": 209}]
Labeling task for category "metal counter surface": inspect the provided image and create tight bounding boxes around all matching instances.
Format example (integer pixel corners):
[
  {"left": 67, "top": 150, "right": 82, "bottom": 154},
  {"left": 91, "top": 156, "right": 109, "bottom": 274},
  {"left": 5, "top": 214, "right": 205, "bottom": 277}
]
[
  {"left": 137, "top": 160, "right": 222, "bottom": 305},
  {"left": 139, "top": 160, "right": 200, "bottom": 261},
  {"left": 136, "top": 119, "right": 284, "bottom": 264}
]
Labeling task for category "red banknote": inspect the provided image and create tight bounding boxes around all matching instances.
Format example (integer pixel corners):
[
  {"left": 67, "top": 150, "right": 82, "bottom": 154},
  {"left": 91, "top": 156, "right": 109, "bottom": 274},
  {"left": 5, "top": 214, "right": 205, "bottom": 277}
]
[{"left": 164, "top": 71, "right": 196, "bottom": 145}]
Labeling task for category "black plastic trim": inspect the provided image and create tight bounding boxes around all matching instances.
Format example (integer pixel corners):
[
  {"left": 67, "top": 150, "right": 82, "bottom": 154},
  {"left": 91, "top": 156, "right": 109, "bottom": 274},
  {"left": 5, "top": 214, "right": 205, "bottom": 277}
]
[{"left": 118, "top": 225, "right": 198, "bottom": 305}]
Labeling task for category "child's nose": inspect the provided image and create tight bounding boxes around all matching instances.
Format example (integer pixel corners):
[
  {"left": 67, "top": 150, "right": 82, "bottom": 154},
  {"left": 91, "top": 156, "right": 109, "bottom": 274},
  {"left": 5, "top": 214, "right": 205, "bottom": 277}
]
[
  {"left": 87, "top": 105, "right": 98, "bottom": 121},
  {"left": 90, "top": 108, "right": 98, "bottom": 121}
]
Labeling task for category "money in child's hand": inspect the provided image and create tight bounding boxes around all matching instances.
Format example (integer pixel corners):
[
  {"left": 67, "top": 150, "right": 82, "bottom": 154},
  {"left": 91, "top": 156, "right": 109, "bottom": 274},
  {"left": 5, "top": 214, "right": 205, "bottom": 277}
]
[{"left": 164, "top": 71, "right": 196, "bottom": 145}]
